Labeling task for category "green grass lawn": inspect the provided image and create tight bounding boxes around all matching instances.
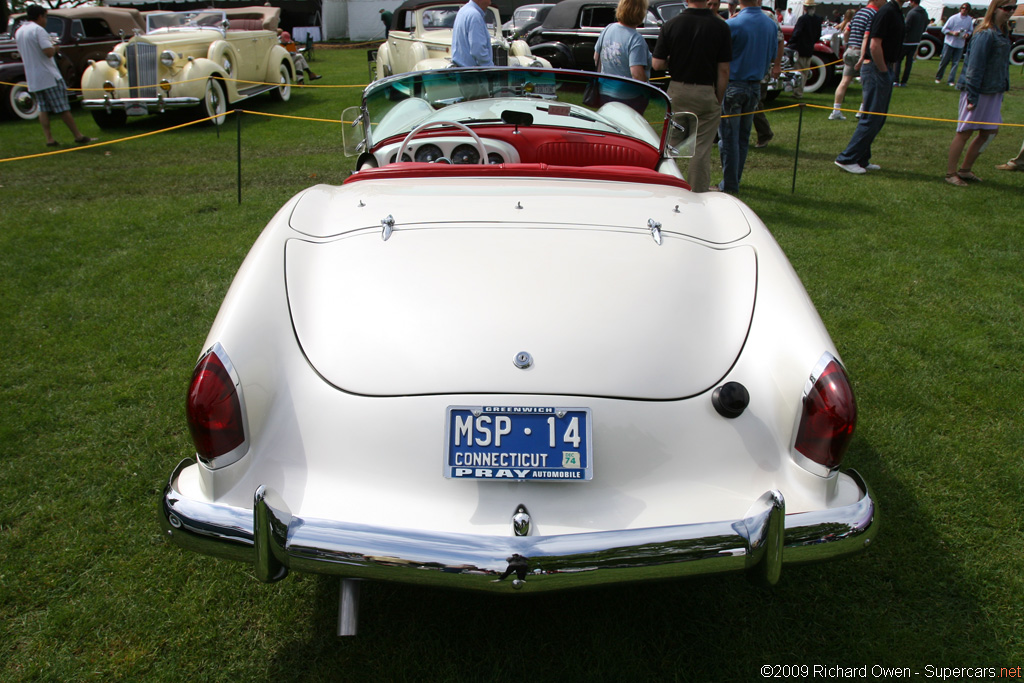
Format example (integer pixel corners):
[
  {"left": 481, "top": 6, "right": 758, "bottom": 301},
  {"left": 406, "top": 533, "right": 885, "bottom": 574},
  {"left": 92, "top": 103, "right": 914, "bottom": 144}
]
[{"left": 1, "top": 50, "right": 1022, "bottom": 681}]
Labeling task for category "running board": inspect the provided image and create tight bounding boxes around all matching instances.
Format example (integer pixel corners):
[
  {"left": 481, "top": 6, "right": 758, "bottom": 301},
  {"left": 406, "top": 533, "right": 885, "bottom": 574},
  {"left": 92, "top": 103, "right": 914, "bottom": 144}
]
[{"left": 237, "top": 84, "right": 281, "bottom": 98}]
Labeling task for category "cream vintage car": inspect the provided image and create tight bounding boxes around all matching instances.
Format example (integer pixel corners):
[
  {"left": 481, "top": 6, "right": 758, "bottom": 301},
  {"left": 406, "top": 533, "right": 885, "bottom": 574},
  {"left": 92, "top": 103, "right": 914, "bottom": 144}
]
[
  {"left": 161, "top": 67, "right": 876, "bottom": 636},
  {"left": 80, "top": 7, "right": 294, "bottom": 128},
  {"left": 374, "top": 0, "right": 550, "bottom": 80}
]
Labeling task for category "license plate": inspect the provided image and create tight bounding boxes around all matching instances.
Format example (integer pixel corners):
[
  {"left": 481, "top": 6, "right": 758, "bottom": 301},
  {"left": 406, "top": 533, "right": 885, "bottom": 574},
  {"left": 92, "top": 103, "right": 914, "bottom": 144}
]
[
  {"left": 444, "top": 406, "right": 592, "bottom": 481},
  {"left": 125, "top": 103, "right": 148, "bottom": 117}
]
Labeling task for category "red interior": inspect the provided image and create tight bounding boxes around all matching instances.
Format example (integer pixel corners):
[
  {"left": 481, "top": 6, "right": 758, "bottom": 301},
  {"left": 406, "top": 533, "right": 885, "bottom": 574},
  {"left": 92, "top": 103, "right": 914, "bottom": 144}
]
[
  {"left": 344, "top": 163, "right": 691, "bottom": 190},
  {"left": 383, "top": 124, "right": 662, "bottom": 169},
  {"left": 347, "top": 124, "right": 688, "bottom": 189}
]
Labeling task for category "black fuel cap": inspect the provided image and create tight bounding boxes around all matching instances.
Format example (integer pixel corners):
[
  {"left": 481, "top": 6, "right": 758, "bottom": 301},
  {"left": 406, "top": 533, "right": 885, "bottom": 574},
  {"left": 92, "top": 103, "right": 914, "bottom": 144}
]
[{"left": 712, "top": 382, "right": 750, "bottom": 419}]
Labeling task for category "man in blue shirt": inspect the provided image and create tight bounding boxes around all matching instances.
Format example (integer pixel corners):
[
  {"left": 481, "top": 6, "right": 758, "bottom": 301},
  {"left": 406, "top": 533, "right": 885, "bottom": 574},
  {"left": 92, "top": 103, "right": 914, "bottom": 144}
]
[
  {"left": 718, "top": 0, "right": 776, "bottom": 194},
  {"left": 452, "top": 0, "right": 494, "bottom": 67}
]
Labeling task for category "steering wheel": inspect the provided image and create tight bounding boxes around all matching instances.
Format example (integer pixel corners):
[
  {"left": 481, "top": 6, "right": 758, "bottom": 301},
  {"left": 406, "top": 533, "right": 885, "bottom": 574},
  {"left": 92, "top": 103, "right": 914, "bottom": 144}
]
[{"left": 395, "top": 120, "right": 488, "bottom": 165}]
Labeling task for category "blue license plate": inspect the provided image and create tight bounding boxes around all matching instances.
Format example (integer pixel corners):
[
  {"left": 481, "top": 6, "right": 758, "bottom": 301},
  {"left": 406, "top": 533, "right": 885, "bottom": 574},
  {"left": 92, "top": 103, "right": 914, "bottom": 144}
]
[{"left": 444, "top": 406, "right": 592, "bottom": 481}]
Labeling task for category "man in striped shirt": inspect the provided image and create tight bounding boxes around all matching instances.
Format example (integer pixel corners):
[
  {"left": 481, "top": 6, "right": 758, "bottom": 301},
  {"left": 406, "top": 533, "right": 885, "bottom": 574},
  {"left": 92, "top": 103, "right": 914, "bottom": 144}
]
[{"left": 829, "top": 0, "right": 882, "bottom": 120}]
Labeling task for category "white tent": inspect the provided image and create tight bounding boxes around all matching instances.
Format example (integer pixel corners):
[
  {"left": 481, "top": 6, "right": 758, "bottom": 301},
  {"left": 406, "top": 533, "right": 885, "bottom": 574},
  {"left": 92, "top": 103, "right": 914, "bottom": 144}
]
[
  {"left": 785, "top": 0, "right": 989, "bottom": 25},
  {"left": 920, "top": 0, "right": 990, "bottom": 25},
  {"left": 330, "top": 0, "right": 402, "bottom": 41}
]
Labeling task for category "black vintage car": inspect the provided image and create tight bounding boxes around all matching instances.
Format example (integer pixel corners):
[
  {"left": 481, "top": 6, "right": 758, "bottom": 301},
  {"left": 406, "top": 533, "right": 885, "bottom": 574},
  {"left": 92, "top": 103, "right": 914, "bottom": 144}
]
[
  {"left": 524, "top": 0, "right": 682, "bottom": 72},
  {"left": 2, "top": 6, "right": 143, "bottom": 120}
]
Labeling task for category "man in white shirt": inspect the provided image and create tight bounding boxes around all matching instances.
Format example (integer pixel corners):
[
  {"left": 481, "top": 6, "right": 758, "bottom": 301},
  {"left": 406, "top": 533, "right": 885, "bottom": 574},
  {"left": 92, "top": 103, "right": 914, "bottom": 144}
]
[
  {"left": 14, "top": 5, "right": 95, "bottom": 147},
  {"left": 451, "top": 0, "right": 495, "bottom": 67},
  {"left": 934, "top": 3, "right": 973, "bottom": 85}
]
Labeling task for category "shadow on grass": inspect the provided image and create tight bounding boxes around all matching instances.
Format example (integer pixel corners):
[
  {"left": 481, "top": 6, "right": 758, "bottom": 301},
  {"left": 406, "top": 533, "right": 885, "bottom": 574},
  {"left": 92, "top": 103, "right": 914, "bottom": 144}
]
[{"left": 257, "top": 440, "right": 1007, "bottom": 681}]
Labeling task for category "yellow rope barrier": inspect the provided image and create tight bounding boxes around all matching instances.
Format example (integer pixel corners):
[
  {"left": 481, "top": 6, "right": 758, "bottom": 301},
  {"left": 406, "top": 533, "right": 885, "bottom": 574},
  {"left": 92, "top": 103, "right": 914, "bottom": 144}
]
[
  {"left": 233, "top": 108, "right": 341, "bottom": 124},
  {"left": 1, "top": 80, "right": 1019, "bottom": 164},
  {"left": 799, "top": 101, "right": 1024, "bottom": 127},
  {"left": 0, "top": 77, "right": 369, "bottom": 93},
  {"left": 0, "top": 110, "right": 228, "bottom": 163}
]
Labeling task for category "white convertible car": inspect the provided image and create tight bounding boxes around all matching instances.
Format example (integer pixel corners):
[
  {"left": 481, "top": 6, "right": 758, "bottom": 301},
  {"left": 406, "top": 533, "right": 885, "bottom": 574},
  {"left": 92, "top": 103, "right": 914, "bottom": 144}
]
[
  {"left": 373, "top": 0, "right": 550, "bottom": 80},
  {"left": 162, "top": 67, "right": 876, "bottom": 636}
]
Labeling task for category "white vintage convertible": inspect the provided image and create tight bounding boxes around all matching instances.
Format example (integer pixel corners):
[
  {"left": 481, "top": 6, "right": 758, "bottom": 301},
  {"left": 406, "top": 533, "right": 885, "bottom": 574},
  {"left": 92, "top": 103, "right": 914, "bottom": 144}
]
[
  {"left": 81, "top": 8, "right": 293, "bottom": 127},
  {"left": 162, "top": 67, "right": 877, "bottom": 636},
  {"left": 373, "top": 0, "right": 550, "bottom": 79}
]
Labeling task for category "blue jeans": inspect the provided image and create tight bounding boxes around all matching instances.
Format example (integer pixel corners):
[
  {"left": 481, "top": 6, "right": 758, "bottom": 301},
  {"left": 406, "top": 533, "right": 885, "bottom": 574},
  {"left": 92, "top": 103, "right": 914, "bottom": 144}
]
[
  {"left": 836, "top": 62, "right": 893, "bottom": 168},
  {"left": 934, "top": 44, "right": 964, "bottom": 83},
  {"left": 717, "top": 81, "right": 760, "bottom": 194}
]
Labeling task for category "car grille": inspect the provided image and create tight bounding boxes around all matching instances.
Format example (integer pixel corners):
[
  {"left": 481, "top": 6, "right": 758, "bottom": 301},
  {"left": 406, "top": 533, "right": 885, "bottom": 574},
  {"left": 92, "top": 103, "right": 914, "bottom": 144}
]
[
  {"left": 126, "top": 42, "right": 158, "bottom": 98},
  {"left": 492, "top": 45, "right": 508, "bottom": 66}
]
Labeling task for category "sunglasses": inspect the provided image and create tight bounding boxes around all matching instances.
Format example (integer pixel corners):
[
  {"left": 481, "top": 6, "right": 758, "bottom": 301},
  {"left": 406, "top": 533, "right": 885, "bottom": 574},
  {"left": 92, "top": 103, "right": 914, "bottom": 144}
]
[{"left": 999, "top": 4, "right": 1017, "bottom": 10}]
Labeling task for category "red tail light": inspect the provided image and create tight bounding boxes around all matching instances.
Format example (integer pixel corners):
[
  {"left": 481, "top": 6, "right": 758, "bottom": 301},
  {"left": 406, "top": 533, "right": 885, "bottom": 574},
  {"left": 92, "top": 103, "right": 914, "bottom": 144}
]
[
  {"left": 794, "top": 354, "right": 856, "bottom": 473},
  {"left": 186, "top": 344, "right": 247, "bottom": 467}
]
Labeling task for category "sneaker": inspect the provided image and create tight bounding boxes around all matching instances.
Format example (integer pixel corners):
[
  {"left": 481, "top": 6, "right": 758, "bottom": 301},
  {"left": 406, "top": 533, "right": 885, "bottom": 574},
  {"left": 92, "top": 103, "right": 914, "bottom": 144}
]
[
  {"left": 995, "top": 160, "right": 1021, "bottom": 171},
  {"left": 864, "top": 163, "right": 881, "bottom": 171},
  {"left": 948, "top": 82, "right": 956, "bottom": 87},
  {"left": 754, "top": 133, "right": 774, "bottom": 148},
  {"left": 835, "top": 160, "right": 867, "bottom": 175},
  {"left": 935, "top": 78, "right": 941, "bottom": 83},
  {"left": 74, "top": 136, "right": 98, "bottom": 145},
  {"left": 828, "top": 109, "right": 846, "bottom": 121}
]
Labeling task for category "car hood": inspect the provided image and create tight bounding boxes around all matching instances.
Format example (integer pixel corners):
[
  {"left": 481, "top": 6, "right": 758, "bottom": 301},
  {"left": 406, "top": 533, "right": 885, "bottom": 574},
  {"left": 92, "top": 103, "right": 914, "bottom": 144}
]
[{"left": 284, "top": 179, "right": 755, "bottom": 399}]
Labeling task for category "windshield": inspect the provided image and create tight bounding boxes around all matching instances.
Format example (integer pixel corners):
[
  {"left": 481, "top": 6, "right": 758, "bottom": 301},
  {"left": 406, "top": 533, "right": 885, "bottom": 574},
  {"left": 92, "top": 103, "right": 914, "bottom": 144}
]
[
  {"left": 362, "top": 68, "right": 670, "bottom": 150},
  {"left": 421, "top": 5, "right": 496, "bottom": 29},
  {"left": 146, "top": 11, "right": 226, "bottom": 33}
]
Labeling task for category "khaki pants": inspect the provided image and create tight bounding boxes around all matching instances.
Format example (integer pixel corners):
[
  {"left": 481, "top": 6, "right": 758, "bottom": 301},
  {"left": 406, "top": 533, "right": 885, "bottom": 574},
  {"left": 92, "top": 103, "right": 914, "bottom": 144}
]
[
  {"left": 794, "top": 55, "right": 814, "bottom": 97},
  {"left": 667, "top": 82, "right": 720, "bottom": 193}
]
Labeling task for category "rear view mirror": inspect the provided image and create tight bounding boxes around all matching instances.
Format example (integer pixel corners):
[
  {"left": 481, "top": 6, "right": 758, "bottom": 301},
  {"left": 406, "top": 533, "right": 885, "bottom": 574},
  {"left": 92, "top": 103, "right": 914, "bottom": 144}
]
[
  {"left": 501, "top": 110, "right": 533, "bottom": 127},
  {"left": 341, "top": 106, "right": 365, "bottom": 157}
]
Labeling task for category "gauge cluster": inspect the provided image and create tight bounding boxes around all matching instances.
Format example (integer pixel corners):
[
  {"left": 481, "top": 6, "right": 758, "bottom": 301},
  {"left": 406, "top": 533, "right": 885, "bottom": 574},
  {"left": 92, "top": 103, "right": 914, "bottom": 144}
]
[{"left": 378, "top": 137, "right": 519, "bottom": 166}]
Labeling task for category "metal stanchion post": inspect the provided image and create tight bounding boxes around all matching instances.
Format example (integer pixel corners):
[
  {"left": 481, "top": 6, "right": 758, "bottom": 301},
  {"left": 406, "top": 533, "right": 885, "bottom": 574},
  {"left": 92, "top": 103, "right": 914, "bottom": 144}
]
[
  {"left": 237, "top": 110, "right": 243, "bottom": 205},
  {"left": 792, "top": 103, "right": 804, "bottom": 194}
]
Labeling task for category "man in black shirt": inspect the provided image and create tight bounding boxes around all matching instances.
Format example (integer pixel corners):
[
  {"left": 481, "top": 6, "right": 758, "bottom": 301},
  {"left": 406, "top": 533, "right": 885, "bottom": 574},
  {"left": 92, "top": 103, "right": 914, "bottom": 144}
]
[
  {"left": 788, "top": 0, "right": 823, "bottom": 97},
  {"left": 653, "top": 0, "right": 732, "bottom": 192},
  {"left": 835, "top": 0, "right": 905, "bottom": 174},
  {"left": 895, "top": 0, "right": 927, "bottom": 85}
]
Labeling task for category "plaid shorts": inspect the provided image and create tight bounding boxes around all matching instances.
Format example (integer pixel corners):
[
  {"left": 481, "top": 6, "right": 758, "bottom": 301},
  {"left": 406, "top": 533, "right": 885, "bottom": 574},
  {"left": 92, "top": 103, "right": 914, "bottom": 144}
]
[{"left": 34, "top": 79, "right": 71, "bottom": 114}]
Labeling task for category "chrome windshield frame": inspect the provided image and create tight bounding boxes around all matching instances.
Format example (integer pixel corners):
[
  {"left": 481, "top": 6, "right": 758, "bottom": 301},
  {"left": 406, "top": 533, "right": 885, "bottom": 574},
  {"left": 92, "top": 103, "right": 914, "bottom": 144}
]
[{"left": 359, "top": 67, "right": 673, "bottom": 156}]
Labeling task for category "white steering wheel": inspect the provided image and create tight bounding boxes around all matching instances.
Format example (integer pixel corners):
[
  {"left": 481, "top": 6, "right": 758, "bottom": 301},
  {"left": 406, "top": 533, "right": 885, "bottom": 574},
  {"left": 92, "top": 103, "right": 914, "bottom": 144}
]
[{"left": 395, "top": 120, "right": 488, "bottom": 164}]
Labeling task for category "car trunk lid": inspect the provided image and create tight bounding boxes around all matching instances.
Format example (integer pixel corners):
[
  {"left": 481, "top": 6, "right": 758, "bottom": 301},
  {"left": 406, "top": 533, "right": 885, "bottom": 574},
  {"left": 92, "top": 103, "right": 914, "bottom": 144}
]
[{"left": 285, "top": 181, "right": 756, "bottom": 399}]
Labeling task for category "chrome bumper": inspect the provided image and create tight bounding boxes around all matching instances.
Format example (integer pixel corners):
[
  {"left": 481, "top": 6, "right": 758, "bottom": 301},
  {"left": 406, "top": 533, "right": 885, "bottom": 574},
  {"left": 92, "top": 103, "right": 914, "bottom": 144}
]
[
  {"left": 82, "top": 96, "right": 200, "bottom": 113},
  {"left": 160, "top": 459, "right": 877, "bottom": 592}
]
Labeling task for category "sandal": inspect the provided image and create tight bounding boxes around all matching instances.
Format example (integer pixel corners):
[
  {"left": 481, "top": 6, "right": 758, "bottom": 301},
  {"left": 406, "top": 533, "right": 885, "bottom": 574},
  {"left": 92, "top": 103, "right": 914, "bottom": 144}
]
[
  {"left": 995, "top": 160, "right": 1019, "bottom": 171},
  {"left": 957, "top": 168, "right": 982, "bottom": 182},
  {"left": 945, "top": 172, "right": 968, "bottom": 187},
  {"left": 45, "top": 140, "right": 60, "bottom": 147}
]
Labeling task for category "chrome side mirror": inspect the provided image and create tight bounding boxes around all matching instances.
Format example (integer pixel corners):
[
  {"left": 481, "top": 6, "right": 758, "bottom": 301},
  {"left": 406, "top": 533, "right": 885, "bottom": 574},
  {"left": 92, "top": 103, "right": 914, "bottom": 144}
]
[{"left": 666, "top": 111, "right": 697, "bottom": 159}]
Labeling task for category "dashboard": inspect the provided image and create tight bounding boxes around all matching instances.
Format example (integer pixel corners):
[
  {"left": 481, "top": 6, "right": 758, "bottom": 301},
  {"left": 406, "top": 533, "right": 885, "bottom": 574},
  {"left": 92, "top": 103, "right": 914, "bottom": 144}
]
[{"left": 374, "top": 137, "right": 521, "bottom": 166}]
